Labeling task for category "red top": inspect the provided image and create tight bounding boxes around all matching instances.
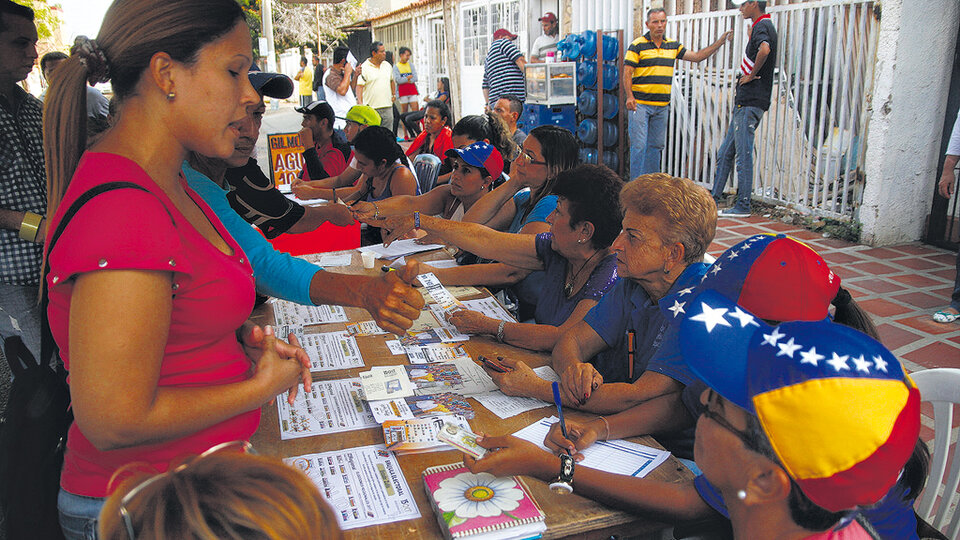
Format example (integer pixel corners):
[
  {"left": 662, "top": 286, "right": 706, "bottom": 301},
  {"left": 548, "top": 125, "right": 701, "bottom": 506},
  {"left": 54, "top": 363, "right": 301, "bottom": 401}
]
[
  {"left": 406, "top": 125, "right": 454, "bottom": 160},
  {"left": 301, "top": 140, "right": 348, "bottom": 181},
  {"left": 47, "top": 152, "right": 259, "bottom": 497}
]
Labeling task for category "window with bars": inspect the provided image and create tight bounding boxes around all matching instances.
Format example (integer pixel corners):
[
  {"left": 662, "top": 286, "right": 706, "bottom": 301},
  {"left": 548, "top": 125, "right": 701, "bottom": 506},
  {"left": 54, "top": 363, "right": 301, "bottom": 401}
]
[
  {"left": 461, "top": 0, "right": 523, "bottom": 67},
  {"left": 375, "top": 20, "right": 413, "bottom": 58}
]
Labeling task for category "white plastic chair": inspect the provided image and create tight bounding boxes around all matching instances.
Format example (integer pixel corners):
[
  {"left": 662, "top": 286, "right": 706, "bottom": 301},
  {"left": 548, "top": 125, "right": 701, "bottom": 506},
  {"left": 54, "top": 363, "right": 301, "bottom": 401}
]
[{"left": 912, "top": 368, "right": 960, "bottom": 540}]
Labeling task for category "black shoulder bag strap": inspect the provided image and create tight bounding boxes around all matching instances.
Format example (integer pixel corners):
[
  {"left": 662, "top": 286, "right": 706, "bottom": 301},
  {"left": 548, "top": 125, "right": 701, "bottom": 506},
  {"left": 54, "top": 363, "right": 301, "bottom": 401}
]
[{"left": 41, "top": 181, "right": 152, "bottom": 374}]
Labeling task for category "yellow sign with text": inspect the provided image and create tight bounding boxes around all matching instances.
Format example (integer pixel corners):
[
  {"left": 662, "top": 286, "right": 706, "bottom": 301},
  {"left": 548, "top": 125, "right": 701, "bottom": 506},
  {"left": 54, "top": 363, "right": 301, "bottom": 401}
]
[{"left": 268, "top": 132, "right": 305, "bottom": 187}]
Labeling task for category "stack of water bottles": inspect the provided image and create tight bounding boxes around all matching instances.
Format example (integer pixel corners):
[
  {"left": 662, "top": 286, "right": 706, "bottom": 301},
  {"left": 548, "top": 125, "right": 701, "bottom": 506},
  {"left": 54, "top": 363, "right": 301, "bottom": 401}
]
[{"left": 557, "top": 30, "right": 621, "bottom": 171}]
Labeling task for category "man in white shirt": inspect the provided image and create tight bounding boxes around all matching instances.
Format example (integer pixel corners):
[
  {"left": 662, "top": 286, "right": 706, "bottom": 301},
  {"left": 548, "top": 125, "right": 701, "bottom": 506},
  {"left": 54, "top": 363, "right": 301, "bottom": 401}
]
[
  {"left": 356, "top": 41, "right": 395, "bottom": 134},
  {"left": 323, "top": 46, "right": 357, "bottom": 131},
  {"left": 530, "top": 12, "right": 559, "bottom": 63}
]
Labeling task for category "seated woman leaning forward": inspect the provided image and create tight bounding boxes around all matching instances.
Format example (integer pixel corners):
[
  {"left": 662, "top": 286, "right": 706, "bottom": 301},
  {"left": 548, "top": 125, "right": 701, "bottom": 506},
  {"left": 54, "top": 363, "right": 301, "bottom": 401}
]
[
  {"left": 462, "top": 300, "right": 921, "bottom": 540},
  {"left": 350, "top": 141, "right": 503, "bottom": 224},
  {"left": 370, "top": 163, "right": 622, "bottom": 354}
]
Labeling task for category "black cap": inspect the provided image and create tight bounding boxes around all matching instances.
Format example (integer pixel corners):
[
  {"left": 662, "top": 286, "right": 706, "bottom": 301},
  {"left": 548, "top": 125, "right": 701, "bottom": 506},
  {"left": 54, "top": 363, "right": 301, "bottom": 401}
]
[
  {"left": 296, "top": 100, "right": 336, "bottom": 126},
  {"left": 247, "top": 65, "right": 294, "bottom": 99}
]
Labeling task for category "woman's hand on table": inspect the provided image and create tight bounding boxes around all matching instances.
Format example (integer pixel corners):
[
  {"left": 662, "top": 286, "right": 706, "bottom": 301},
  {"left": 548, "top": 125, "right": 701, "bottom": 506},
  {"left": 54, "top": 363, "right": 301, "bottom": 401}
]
[
  {"left": 290, "top": 178, "right": 313, "bottom": 200},
  {"left": 560, "top": 362, "right": 604, "bottom": 406},
  {"left": 359, "top": 261, "right": 426, "bottom": 334},
  {"left": 362, "top": 214, "right": 416, "bottom": 246},
  {"left": 544, "top": 418, "right": 603, "bottom": 461},
  {"left": 463, "top": 434, "right": 556, "bottom": 481},
  {"left": 447, "top": 309, "right": 497, "bottom": 336},
  {"left": 248, "top": 325, "right": 312, "bottom": 405},
  {"left": 483, "top": 355, "right": 546, "bottom": 398}
]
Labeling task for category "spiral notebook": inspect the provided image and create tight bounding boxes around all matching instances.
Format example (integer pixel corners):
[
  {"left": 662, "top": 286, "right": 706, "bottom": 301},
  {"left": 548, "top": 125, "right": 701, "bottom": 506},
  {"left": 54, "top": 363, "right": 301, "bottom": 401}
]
[{"left": 423, "top": 462, "right": 546, "bottom": 540}]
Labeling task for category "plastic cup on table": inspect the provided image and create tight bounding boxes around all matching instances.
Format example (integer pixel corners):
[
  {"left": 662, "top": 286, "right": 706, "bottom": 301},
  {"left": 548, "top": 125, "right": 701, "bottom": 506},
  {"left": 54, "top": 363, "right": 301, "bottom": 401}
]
[{"left": 361, "top": 251, "right": 377, "bottom": 269}]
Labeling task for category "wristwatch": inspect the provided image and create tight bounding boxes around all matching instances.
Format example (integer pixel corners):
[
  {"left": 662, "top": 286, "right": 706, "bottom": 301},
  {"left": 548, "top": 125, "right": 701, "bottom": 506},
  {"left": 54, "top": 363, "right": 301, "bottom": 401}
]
[{"left": 548, "top": 453, "right": 575, "bottom": 494}]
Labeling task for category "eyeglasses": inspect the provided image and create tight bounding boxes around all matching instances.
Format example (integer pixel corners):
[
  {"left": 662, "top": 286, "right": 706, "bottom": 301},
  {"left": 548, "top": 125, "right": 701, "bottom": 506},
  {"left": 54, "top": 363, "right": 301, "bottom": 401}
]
[
  {"left": 119, "top": 440, "right": 255, "bottom": 540},
  {"left": 516, "top": 150, "right": 547, "bottom": 166},
  {"left": 701, "top": 390, "right": 755, "bottom": 449}
]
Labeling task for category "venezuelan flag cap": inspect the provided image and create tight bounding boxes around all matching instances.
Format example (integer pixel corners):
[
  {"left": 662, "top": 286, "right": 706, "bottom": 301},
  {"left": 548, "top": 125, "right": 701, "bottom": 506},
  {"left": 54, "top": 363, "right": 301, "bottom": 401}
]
[
  {"left": 661, "top": 234, "right": 839, "bottom": 324},
  {"left": 678, "top": 289, "right": 920, "bottom": 513}
]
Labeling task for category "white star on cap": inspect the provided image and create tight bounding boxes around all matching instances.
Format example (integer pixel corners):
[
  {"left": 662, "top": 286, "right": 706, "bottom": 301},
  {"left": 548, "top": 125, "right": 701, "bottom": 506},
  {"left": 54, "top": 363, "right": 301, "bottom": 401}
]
[
  {"left": 762, "top": 327, "right": 786, "bottom": 347},
  {"left": 726, "top": 250, "right": 739, "bottom": 260},
  {"left": 852, "top": 355, "right": 871, "bottom": 373},
  {"left": 677, "top": 287, "right": 694, "bottom": 296},
  {"left": 872, "top": 354, "right": 888, "bottom": 373},
  {"left": 668, "top": 300, "right": 686, "bottom": 318},
  {"left": 776, "top": 337, "right": 802, "bottom": 358},
  {"left": 827, "top": 353, "right": 850, "bottom": 371},
  {"left": 799, "top": 346, "right": 824, "bottom": 366},
  {"left": 710, "top": 263, "right": 723, "bottom": 276},
  {"left": 689, "top": 302, "right": 732, "bottom": 333},
  {"left": 728, "top": 307, "right": 760, "bottom": 328}
]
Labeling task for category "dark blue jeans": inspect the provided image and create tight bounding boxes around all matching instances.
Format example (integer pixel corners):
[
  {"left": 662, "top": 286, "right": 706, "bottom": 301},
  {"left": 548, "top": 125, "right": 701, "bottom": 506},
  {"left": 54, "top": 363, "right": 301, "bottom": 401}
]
[
  {"left": 711, "top": 105, "right": 764, "bottom": 210},
  {"left": 58, "top": 489, "right": 105, "bottom": 540}
]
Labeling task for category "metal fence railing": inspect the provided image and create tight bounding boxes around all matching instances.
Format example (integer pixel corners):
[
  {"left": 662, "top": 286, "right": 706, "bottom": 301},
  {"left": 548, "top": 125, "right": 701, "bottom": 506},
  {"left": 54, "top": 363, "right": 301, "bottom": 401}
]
[{"left": 664, "top": 0, "right": 878, "bottom": 219}]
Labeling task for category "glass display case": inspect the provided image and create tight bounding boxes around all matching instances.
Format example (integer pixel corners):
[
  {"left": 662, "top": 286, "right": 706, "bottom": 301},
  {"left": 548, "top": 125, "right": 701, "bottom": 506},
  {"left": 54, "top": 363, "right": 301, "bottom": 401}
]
[{"left": 524, "top": 61, "right": 577, "bottom": 106}]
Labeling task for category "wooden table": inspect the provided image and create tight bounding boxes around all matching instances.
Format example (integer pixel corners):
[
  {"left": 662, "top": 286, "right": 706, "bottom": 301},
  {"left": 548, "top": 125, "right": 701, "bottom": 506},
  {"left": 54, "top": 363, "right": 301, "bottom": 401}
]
[{"left": 251, "top": 249, "right": 692, "bottom": 539}]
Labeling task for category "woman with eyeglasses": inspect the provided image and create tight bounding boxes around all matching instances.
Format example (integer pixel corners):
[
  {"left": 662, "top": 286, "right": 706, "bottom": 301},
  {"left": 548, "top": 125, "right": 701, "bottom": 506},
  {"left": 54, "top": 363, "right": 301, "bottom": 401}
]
[
  {"left": 373, "top": 164, "right": 622, "bottom": 353},
  {"left": 98, "top": 442, "right": 343, "bottom": 540},
  {"left": 42, "top": 1, "right": 311, "bottom": 537}
]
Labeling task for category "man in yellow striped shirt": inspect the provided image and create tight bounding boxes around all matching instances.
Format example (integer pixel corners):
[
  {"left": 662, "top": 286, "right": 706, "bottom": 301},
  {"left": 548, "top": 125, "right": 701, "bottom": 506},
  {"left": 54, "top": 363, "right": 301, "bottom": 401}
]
[{"left": 623, "top": 9, "right": 731, "bottom": 178}]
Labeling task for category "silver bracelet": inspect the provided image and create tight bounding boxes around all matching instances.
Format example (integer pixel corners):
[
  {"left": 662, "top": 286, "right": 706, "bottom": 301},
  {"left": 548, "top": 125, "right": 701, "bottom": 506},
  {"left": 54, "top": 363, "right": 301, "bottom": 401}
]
[
  {"left": 496, "top": 320, "right": 506, "bottom": 343},
  {"left": 373, "top": 202, "right": 380, "bottom": 219}
]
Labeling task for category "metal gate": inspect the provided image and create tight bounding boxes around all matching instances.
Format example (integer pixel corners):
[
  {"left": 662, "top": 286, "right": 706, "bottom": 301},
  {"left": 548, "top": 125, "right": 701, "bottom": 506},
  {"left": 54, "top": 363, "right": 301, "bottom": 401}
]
[{"left": 662, "top": 0, "right": 879, "bottom": 219}]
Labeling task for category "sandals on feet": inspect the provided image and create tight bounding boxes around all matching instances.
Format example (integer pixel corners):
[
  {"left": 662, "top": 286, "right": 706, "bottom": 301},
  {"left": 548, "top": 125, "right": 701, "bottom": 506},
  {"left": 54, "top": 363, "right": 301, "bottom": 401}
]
[{"left": 932, "top": 310, "right": 960, "bottom": 323}]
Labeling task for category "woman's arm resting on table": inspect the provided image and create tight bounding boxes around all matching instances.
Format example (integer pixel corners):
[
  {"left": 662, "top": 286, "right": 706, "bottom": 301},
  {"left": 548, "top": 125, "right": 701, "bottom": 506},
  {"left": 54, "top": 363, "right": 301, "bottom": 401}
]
[
  {"left": 464, "top": 435, "right": 713, "bottom": 523},
  {"left": 369, "top": 214, "right": 541, "bottom": 269},
  {"left": 351, "top": 187, "right": 452, "bottom": 221},
  {"left": 572, "top": 371, "right": 683, "bottom": 415},
  {"left": 551, "top": 320, "right": 609, "bottom": 405},
  {"left": 450, "top": 298, "right": 597, "bottom": 353},
  {"left": 68, "top": 270, "right": 307, "bottom": 451}
]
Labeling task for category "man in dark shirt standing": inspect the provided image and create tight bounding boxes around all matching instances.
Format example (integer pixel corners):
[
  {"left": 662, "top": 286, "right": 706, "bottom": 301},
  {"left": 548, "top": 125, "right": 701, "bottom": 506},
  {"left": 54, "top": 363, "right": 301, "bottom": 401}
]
[{"left": 711, "top": 0, "right": 776, "bottom": 217}]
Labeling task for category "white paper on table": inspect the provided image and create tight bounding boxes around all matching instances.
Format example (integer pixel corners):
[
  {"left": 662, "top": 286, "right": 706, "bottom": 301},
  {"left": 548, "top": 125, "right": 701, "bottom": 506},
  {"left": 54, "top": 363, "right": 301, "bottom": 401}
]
[
  {"left": 385, "top": 339, "right": 405, "bottom": 355},
  {"left": 282, "top": 191, "right": 328, "bottom": 206},
  {"left": 514, "top": 416, "right": 671, "bottom": 477},
  {"left": 404, "top": 358, "right": 497, "bottom": 396},
  {"left": 458, "top": 297, "right": 516, "bottom": 323},
  {"left": 404, "top": 342, "right": 471, "bottom": 364},
  {"left": 284, "top": 445, "right": 420, "bottom": 530},
  {"left": 316, "top": 253, "right": 353, "bottom": 267},
  {"left": 273, "top": 299, "right": 349, "bottom": 326},
  {"left": 368, "top": 397, "right": 415, "bottom": 422},
  {"left": 357, "top": 238, "right": 444, "bottom": 260},
  {"left": 299, "top": 331, "right": 363, "bottom": 372},
  {"left": 424, "top": 259, "right": 459, "bottom": 269},
  {"left": 417, "top": 273, "right": 462, "bottom": 314},
  {"left": 276, "top": 324, "right": 304, "bottom": 344},
  {"left": 359, "top": 366, "right": 416, "bottom": 401},
  {"left": 346, "top": 320, "right": 388, "bottom": 336},
  {"left": 472, "top": 367, "right": 559, "bottom": 418},
  {"left": 276, "top": 378, "right": 378, "bottom": 440}
]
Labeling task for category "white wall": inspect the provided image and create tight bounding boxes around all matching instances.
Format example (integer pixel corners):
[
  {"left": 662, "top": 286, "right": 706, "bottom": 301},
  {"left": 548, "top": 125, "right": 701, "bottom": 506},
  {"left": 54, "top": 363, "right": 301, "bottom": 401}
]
[{"left": 861, "top": 0, "right": 960, "bottom": 245}]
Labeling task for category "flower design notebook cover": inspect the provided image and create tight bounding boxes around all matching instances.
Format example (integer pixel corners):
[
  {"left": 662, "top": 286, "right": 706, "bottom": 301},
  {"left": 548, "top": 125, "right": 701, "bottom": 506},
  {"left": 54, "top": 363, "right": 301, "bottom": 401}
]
[{"left": 423, "top": 462, "right": 546, "bottom": 539}]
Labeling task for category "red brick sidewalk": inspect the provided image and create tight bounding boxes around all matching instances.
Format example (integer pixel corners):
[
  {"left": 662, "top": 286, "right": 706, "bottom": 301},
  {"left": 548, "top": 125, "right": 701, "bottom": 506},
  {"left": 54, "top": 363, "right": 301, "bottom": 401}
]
[{"left": 712, "top": 216, "right": 960, "bottom": 443}]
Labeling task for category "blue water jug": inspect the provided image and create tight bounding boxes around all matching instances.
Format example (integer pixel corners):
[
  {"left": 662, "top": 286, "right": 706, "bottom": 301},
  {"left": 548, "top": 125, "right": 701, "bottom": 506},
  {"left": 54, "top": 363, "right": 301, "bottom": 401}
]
[
  {"left": 601, "top": 64, "right": 618, "bottom": 90},
  {"left": 601, "top": 93, "right": 618, "bottom": 119},
  {"left": 601, "top": 34, "right": 619, "bottom": 61},
  {"left": 603, "top": 151, "right": 619, "bottom": 170},
  {"left": 578, "top": 61, "right": 597, "bottom": 88},
  {"left": 577, "top": 118, "right": 598, "bottom": 144},
  {"left": 581, "top": 30, "right": 597, "bottom": 59},
  {"left": 558, "top": 34, "right": 582, "bottom": 61},
  {"left": 578, "top": 90, "right": 597, "bottom": 116},
  {"left": 579, "top": 147, "right": 598, "bottom": 164},
  {"left": 602, "top": 121, "right": 618, "bottom": 146}
]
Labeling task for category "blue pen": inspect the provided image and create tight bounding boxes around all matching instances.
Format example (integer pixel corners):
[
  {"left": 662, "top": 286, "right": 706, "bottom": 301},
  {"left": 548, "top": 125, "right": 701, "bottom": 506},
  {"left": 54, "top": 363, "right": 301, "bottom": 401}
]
[{"left": 552, "top": 381, "right": 569, "bottom": 442}]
